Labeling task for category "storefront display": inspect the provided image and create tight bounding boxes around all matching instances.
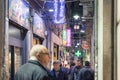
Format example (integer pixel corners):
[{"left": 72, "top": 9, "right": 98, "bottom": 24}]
[
  {"left": 8, "top": 17, "right": 26, "bottom": 80},
  {"left": 9, "top": 0, "right": 30, "bottom": 29},
  {"left": 53, "top": 43, "right": 59, "bottom": 60},
  {"left": 33, "top": 13, "right": 45, "bottom": 38}
]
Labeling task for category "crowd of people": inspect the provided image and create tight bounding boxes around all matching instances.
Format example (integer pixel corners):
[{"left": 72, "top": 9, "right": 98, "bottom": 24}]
[{"left": 14, "top": 44, "right": 94, "bottom": 80}]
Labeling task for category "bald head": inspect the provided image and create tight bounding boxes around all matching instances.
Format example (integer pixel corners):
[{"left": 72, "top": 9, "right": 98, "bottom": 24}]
[
  {"left": 30, "top": 44, "right": 48, "bottom": 58},
  {"left": 29, "top": 45, "right": 50, "bottom": 67}
]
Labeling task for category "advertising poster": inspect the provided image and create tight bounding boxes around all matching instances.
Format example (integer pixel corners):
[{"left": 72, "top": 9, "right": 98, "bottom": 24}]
[
  {"left": 9, "top": 0, "right": 30, "bottom": 28},
  {"left": 33, "top": 13, "right": 45, "bottom": 38}
]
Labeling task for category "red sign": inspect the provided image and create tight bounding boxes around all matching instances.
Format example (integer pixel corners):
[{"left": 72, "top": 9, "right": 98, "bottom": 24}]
[{"left": 82, "top": 41, "right": 89, "bottom": 49}]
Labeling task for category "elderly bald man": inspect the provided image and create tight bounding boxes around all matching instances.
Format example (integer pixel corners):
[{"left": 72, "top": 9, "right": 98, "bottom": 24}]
[{"left": 15, "top": 44, "right": 50, "bottom": 80}]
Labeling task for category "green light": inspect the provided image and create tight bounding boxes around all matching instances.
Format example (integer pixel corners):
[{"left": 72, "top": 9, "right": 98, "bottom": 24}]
[
  {"left": 64, "top": 49, "right": 66, "bottom": 54},
  {"left": 62, "top": 30, "right": 66, "bottom": 40},
  {"left": 75, "top": 50, "right": 81, "bottom": 57}
]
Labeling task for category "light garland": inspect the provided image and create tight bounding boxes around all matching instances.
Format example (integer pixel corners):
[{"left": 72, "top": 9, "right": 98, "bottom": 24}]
[
  {"left": 53, "top": 0, "right": 65, "bottom": 24},
  {"left": 40, "top": 0, "right": 79, "bottom": 3}
]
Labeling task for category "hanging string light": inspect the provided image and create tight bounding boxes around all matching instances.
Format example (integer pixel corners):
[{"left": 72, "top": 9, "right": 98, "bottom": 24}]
[{"left": 40, "top": 0, "right": 79, "bottom": 3}]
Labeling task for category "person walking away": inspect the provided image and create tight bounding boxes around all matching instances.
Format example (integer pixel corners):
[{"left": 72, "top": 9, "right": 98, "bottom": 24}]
[
  {"left": 14, "top": 44, "right": 51, "bottom": 80},
  {"left": 50, "top": 60, "right": 68, "bottom": 80},
  {"left": 78, "top": 61, "right": 94, "bottom": 80},
  {"left": 70, "top": 59, "right": 83, "bottom": 80}
]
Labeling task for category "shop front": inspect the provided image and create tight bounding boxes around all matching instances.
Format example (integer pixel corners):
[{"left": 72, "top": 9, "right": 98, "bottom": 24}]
[
  {"left": 32, "top": 12, "right": 45, "bottom": 46},
  {"left": 6, "top": 0, "right": 30, "bottom": 79},
  {"left": 51, "top": 32, "right": 62, "bottom": 64},
  {"left": 8, "top": 23, "right": 26, "bottom": 80}
]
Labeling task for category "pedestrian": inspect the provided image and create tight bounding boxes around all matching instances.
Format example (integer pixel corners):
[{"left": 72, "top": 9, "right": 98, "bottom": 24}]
[
  {"left": 14, "top": 44, "right": 51, "bottom": 80},
  {"left": 69, "top": 62, "right": 75, "bottom": 73},
  {"left": 50, "top": 60, "right": 68, "bottom": 80},
  {"left": 70, "top": 59, "right": 83, "bottom": 80},
  {"left": 78, "top": 61, "right": 94, "bottom": 80},
  {"left": 69, "top": 57, "right": 75, "bottom": 77}
]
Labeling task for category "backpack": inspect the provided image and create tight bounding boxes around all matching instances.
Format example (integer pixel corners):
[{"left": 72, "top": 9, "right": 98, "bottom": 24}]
[{"left": 83, "top": 69, "right": 93, "bottom": 80}]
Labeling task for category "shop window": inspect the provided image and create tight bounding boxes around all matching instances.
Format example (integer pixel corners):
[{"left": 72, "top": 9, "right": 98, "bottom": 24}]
[
  {"left": 53, "top": 43, "right": 59, "bottom": 60},
  {"left": 32, "top": 37, "right": 41, "bottom": 46}
]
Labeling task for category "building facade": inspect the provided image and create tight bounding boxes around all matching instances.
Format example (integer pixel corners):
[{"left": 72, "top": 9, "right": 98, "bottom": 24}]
[
  {"left": 0, "top": 0, "right": 49, "bottom": 79},
  {"left": 0, "top": 0, "right": 120, "bottom": 80}
]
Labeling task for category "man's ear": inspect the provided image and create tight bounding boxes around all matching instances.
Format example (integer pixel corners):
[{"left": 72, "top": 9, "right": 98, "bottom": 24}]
[
  {"left": 36, "top": 53, "right": 42, "bottom": 60},
  {"left": 36, "top": 53, "right": 41, "bottom": 59}
]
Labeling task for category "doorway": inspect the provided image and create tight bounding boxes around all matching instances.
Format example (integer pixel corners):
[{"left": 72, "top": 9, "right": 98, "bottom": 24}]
[
  {"left": 53, "top": 43, "right": 59, "bottom": 60},
  {"left": 9, "top": 46, "right": 22, "bottom": 80},
  {"left": 8, "top": 23, "right": 25, "bottom": 80}
]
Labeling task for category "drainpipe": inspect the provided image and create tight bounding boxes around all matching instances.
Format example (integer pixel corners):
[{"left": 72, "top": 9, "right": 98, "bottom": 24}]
[
  {"left": 43, "top": 15, "right": 52, "bottom": 68},
  {"left": 0, "top": 0, "right": 5, "bottom": 79},
  {"left": 94, "top": 0, "right": 99, "bottom": 80}
]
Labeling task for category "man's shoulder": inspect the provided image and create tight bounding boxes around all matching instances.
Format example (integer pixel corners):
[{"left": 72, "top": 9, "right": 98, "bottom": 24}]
[
  {"left": 17, "top": 61, "right": 47, "bottom": 73},
  {"left": 72, "top": 65, "right": 77, "bottom": 69},
  {"left": 82, "top": 67, "right": 94, "bottom": 80},
  {"left": 15, "top": 61, "right": 50, "bottom": 80},
  {"left": 50, "top": 69, "right": 54, "bottom": 73},
  {"left": 84, "top": 67, "right": 94, "bottom": 71}
]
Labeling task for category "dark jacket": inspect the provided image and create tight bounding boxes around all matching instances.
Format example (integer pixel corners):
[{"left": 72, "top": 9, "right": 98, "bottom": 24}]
[
  {"left": 78, "top": 66, "right": 94, "bottom": 80},
  {"left": 70, "top": 65, "right": 83, "bottom": 80},
  {"left": 14, "top": 60, "right": 50, "bottom": 80},
  {"left": 50, "top": 68, "right": 68, "bottom": 80}
]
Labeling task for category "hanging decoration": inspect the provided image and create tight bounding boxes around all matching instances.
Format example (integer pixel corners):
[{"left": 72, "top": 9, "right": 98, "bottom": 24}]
[{"left": 53, "top": 0, "right": 65, "bottom": 24}]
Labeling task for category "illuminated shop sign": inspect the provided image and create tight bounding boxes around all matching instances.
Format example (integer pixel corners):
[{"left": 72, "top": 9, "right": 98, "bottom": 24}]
[
  {"left": 62, "top": 30, "right": 67, "bottom": 46},
  {"left": 33, "top": 13, "right": 45, "bottom": 38},
  {"left": 82, "top": 41, "right": 89, "bottom": 50},
  {"left": 66, "top": 29, "right": 71, "bottom": 46},
  {"left": 54, "top": 0, "right": 65, "bottom": 24},
  {"left": 9, "top": 0, "right": 30, "bottom": 28},
  {"left": 63, "top": 30, "right": 66, "bottom": 40},
  {"left": 75, "top": 50, "right": 82, "bottom": 57}
]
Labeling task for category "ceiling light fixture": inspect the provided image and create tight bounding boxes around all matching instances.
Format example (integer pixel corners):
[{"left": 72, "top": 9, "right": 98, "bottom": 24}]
[
  {"left": 48, "top": 9, "right": 54, "bottom": 12},
  {"left": 82, "top": 19, "right": 86, "bottom": 22},
  {"left": 74, "top": 25, "right": 80, "bottom": 30},
  {"left": 77, "top": 43, "right": 80, "bottom": 46},
  {"left": 80, "top": 30, "right": 85, "bottom": 33},
  {"left": 79, "top": 3, "right": 83, "bottom": 6},
  {"left": 73, "top": 15, "right": 80, "bottom": 20},
  {"left": 75, "top": 45, "right": 78, "bottom": 47}
]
